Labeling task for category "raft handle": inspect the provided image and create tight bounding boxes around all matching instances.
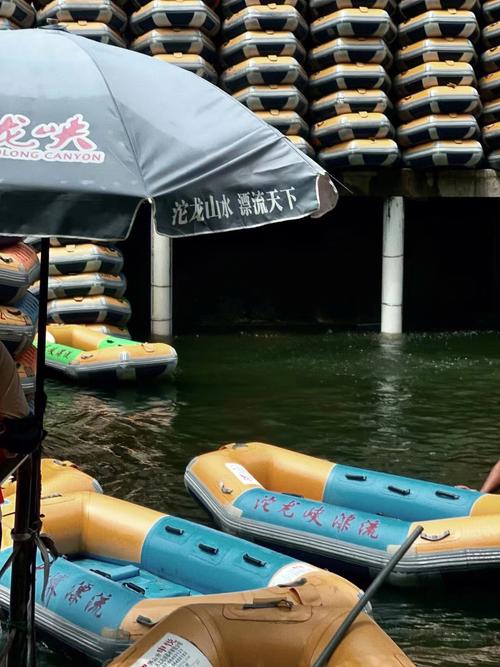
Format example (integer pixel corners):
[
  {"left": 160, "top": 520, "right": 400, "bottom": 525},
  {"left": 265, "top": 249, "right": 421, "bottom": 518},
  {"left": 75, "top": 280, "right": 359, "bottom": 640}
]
[
  {"left": 421, "top": 530, "right": 451, "bottom": 542},
  {"left": 243, "top": 553, "right": 267, "bottom": 567},
  {"left": 243, "top": 598, "right": 294, "bottom": 610},
  {"left": 90, "top": 569, "right": 112, "bottom": 579},
  {"left": 198, "top": 543, "right": 219, "bottom": 555},
  {"left": 165, "top": 525, "right": 184, "bottom": 536},
  {"left": 435, "top": 490, "right": 460, "bottom": 500},
  {"left": 345, "top": 474, "right": 367, "bottom": 482},
  {"left": 387, "top": 485, "right": 411, "bottom": 496},
  {"left": 122, "top": 582, "right": 145, "bottom": 595},
  {"left": 136, "top": 615, "right": 156, "bottom": 627}
]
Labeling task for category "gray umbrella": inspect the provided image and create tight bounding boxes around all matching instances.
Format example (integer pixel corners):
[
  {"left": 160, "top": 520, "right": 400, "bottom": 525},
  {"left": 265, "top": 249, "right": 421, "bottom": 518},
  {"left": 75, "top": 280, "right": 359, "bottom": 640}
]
[
  {"left": 0, "top": 27, "right": 338, "bottom": 667},
  {"left": 0, "top": 28, "right": 337, "bottom": 241}
]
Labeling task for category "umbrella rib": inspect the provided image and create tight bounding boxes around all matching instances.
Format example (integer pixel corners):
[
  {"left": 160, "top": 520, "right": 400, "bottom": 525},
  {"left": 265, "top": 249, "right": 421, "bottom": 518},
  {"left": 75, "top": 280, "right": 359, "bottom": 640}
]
[{"left": 63, "top": 35, "right": 150, "bottom": 199}]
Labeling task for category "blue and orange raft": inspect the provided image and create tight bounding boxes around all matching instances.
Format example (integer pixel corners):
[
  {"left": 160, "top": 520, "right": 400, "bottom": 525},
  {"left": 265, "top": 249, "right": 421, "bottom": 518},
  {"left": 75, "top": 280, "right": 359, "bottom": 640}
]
[{"left": 185, "top": 442, "right": 500, "bottom": 586}]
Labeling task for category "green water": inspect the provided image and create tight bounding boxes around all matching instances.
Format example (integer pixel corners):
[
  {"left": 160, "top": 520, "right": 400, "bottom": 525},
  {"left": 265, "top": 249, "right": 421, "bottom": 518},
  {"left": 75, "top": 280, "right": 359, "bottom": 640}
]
[{"left": 36, "top": 332, "right": 500, "bottom": 666}]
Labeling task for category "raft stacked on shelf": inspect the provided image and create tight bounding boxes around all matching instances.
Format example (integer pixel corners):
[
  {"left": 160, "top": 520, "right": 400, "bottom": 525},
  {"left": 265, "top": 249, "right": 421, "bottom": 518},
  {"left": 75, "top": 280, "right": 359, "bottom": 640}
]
[
  {"left": 309, "top": 1, "right": 399, "bottom": 169},
  {"left": 480, "top": 0, "right": 500, "bottom": 168},
  {"left": 220, "top": 2, "right": 312, "bottom": 156},
  {"left": 395, "top": 1, "right": 483, "bottom": 168},
  {"left": 0, "top": 0, "right": 34, "bottom": 29},
  {"left": 0, "top": 240, "right": 39, "bottom": 401},
  {"left": 129, "top": 0, "right": 220, "bottom": 83},
  {"left": 30, "top": 241, "right": 132, "bottom": 336},
  {"left": 35, "top": 0, "right": 128, "bottom": 47}
]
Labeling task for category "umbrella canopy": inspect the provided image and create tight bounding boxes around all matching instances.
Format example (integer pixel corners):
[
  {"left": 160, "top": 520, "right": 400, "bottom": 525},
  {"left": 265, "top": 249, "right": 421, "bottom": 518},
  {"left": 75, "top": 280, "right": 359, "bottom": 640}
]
[
  {"left": 0, "top": 29, "right": 337, "bottom": 242},
  {"left": 0, "top": 28, "right": 338, "bottom": 667}
]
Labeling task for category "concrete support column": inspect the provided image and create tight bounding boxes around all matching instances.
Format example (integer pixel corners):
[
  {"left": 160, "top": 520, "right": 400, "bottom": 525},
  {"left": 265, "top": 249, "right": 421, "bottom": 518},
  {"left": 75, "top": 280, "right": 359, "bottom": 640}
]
[
  {"left": 150, "top": 223, "right": 172, "bottom": 341},
  {"left": 381, "top": 196, "right": 405, "bottom": 334}
]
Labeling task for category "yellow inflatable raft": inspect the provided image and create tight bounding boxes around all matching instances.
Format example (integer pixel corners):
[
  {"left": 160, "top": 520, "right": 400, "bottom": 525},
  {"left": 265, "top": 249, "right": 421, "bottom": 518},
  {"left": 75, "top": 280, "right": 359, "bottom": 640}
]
[
  {"left": 233, "top": 84, "right": 308, "bottom": 113},
  {"left": 0, "top": 242, "right": 39, "bottom": 304},
  {"left": 287, "top": 135, "right": 316, "bottom": 157},
  {"left": 222, "top": 5, "right": 308, "bottom": 41},
  {"left": 185, "top": 442, "right": 500, "bottom": 586},
  {"left": 255, "top": 110, "right": 308, "bottom": 136},
  {"left": 53, "top": 21, "right": 127, "bottom": 47},
  {"left": 131, "top": 27, "right": 217, "bottom": 62},
  {"left": 2, "top": 458, "right": 102, "bottom": 499},
  {"left": 36, "top": 0, "right": 128, "bottom": 32},
  {"left": 308, "top": 36, "right": 393, "bottom": 70},
  {"left": 220, "top": 30, "right": 306, "bottom": 67},
  {"left": 0, "top": 490, "right": 393, "bottom": 664},
  {"left": 41, "top": 324, "right": 177, "bottom": 381},
  {"left": 0, "top": 0, "right": 34, "bottom": 27},
  {"left": 154, "top": 53, "right": 218, "bottom": 82},
  {"left": 47, "top": 295, "right": 131, "bottom": 326},
  {"left": 221, "top": 55, "right": 307, "bottom": 93},
  {"left": 110, "top": 585, "right": 414, "bottom": 667},
  {"left": 311, "top": 89, "right": 392, "bottom": 122},
  {"left": 319, "top": 138, "right": 400, "bottom": 168},
  {"left": 46, "top": 243, "right": 123, "bottom": 276},
  {"left": 15, "top": 345, "right": 36, "bottom": 397}
]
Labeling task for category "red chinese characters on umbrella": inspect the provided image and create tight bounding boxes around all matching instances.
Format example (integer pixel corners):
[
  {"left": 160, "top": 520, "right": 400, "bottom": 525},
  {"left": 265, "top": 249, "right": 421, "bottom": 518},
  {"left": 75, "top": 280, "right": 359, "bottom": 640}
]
[
  {"left": 0, "top": 114, "right": 38, "bottom": 149},
  {"left": 0, "top": 112, "right": 105, "bottom": 164},
  {"left": 32, "top": 114, "right": 97, "bottom": 151}
]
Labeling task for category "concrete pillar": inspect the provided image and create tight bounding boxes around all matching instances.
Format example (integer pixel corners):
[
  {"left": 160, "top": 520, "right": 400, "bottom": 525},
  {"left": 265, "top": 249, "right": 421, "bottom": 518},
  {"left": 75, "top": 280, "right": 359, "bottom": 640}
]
[
  {"left": 381, "top": 196, "right": 405, "bottom": 335},
  {"left": 150, "top": 223, "right": 172, "bottom": 341}
]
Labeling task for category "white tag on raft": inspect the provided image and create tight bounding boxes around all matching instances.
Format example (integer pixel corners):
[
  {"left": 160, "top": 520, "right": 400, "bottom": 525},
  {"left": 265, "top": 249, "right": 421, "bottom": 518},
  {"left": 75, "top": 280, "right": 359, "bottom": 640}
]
[
  {"left": 224, "top": 462, "right": 262, "bottom": 486},
  {"left": 131, "top": 633, "right": 212, "bottom": 667}
]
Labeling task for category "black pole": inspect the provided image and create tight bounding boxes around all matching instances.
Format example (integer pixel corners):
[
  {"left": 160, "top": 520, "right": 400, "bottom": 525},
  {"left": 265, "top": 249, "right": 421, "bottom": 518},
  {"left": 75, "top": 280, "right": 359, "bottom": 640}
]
[
  {"left": 4, "top": 238, "right": 49, "bottom": 667},
  {"left": 312, "top": 525, "right": 424, "bottom": 667},
  {"left": 0, "top": 456, "right": 30, "bottom": 488}
]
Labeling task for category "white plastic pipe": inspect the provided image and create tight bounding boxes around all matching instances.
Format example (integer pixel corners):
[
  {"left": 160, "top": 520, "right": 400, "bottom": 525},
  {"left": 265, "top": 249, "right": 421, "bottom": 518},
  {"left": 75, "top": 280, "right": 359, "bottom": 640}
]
[
  {"left": 150, "top": 222, "right": 172, "bottom": 341},
  {"left": 381, "top": 196, "right": 404, "bottom": 335}
]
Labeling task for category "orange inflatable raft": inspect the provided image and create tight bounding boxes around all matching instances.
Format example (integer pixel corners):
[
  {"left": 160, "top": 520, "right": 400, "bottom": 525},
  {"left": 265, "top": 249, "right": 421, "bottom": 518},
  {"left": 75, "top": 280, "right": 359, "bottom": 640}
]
[
  {"left": 186, "top": 441, "right": 500, "bottom": 586},
  {"left": 41, "top": 324, "right": 177, "bottom": 382}
]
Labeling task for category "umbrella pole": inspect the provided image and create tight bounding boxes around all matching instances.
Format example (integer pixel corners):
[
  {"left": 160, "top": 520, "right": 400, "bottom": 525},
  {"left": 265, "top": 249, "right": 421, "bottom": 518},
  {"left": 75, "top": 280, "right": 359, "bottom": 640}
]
[{"left": 5, "top": 238, "right": 49, "bottom": 667}]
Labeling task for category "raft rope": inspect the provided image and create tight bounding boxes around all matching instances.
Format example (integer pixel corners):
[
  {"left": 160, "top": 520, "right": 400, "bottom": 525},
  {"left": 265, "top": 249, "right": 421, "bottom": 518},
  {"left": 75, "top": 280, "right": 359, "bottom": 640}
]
[
  {"left": 0, "top": 528, "right": 58, "bottom": 610},
  {"left": 0, "top": 528, "right": 58, "bottom": 665}
]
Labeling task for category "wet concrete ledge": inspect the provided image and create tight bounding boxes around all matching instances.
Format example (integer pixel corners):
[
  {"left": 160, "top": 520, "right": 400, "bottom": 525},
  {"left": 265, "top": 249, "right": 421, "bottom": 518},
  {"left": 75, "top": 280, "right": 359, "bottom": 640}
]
[{"left": 336, "top": 168, "right": 500, "bottom": 198}]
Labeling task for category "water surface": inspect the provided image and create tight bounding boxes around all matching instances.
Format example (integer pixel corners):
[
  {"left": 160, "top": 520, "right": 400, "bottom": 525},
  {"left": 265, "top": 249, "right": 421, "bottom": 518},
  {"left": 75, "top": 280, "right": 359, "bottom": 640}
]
[{"left": 37, "top": 332, "right": 500, "bottom": 666}]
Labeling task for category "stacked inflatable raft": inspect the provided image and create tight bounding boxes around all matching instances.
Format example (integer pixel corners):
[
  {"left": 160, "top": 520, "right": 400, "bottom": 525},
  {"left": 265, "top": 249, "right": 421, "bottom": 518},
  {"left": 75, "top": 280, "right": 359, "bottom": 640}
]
[
  {"left": 0, "top": 461, "right": 415, "bottom": 666},
  {"left": 35, "top": 0, "right": 128, "bottom": 47},
  {"left": 480, "top": 0, "right": 500, "bottom": 168},
  {"left": 220, "top": 1, "right": 312, "bottom": 155},
  {"left": 30, "top": 240, "right": 131, "bottom": 338},
  {"left": 395, "top": 0, "right": 483, "bottom": 168},
  {"left": 129, "top": 0, "right": 220, "bottom": 83},
  {"left": 0, "top": 0, "right": 34, "bottom": 29},
  {"left": 309, "top": 1, "right": 399, "bottom": 169},
  {"left": 0, "top": 238, "right": 39, "bottom": 403}
]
